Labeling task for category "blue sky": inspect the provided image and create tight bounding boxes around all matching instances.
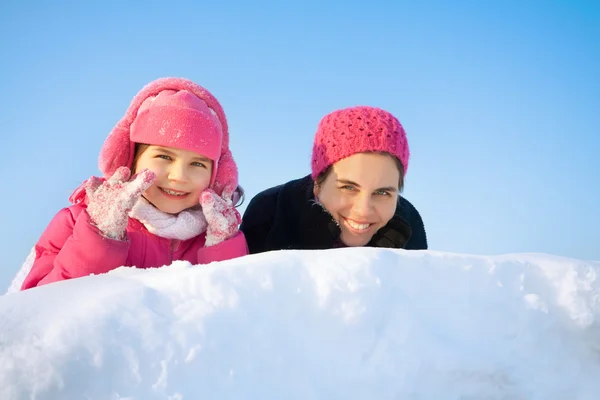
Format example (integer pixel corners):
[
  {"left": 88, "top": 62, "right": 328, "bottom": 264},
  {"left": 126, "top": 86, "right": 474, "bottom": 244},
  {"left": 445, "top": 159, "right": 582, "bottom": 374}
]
[{"left": 1, "top": 0, "right": 598, "bottom": 289}]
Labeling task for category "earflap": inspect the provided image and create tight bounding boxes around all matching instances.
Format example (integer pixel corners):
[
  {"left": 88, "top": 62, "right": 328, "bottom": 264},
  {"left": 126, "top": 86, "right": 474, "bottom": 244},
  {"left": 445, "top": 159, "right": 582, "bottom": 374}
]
[
  {"left": 98, "top": 120, "right": 136, "bottom": 177},
  {"left": 211, "top": 149, "right": 239, "bottom": 199}
]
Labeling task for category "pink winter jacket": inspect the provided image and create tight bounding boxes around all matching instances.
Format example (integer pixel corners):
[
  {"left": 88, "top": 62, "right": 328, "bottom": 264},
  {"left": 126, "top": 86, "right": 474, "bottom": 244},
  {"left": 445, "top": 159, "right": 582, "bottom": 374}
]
[{"left": 21, "top": 204, "right": 248, "bottom": 290}]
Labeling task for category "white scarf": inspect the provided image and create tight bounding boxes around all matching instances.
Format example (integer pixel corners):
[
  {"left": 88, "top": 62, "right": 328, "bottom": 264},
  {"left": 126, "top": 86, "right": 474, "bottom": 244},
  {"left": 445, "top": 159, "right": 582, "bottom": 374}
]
[{"left": 129, "top": 197, "right": 207, "bottom": 240}]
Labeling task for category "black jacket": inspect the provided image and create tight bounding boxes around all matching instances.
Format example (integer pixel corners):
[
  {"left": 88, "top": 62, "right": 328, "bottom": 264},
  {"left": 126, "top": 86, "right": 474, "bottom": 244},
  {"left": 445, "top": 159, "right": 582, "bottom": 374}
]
[{"left": 240, "top": 175, "right": 428, "bottom": 254}]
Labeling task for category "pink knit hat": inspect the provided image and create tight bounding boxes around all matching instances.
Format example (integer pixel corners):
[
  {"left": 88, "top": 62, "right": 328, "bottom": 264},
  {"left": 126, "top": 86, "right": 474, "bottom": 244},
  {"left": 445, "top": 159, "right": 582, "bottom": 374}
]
[
  {"left": 311, "top": 106, "right": 410, "bottom": 180},
  {"left": 98, "top": 77, "right": 237, "bottom": 196}
]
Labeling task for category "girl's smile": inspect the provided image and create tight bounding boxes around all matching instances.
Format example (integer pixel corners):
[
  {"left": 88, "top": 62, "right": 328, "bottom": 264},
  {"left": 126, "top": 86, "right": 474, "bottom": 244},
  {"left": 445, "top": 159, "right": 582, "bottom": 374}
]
[{"left": 134, "top": 145, "right": 213, "bottom": 214}]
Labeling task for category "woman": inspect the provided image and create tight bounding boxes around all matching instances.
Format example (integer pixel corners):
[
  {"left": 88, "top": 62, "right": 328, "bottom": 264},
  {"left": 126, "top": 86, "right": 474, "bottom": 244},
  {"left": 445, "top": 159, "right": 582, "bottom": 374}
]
[{"left": 240, "top": 105, "right": 427, "bottom": 253}]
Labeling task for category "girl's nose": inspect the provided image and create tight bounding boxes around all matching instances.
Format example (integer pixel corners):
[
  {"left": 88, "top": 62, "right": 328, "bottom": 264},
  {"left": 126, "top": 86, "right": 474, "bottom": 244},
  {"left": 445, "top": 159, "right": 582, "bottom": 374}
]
[{"left": 168, "top": 163, "right": 188, "bottom": 182}]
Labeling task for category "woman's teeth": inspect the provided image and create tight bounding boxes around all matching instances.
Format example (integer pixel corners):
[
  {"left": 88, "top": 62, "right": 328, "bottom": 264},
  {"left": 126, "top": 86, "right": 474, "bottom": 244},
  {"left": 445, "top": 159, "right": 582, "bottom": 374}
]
[{"left": 346, "top": 219, "right": 371, "bottom": 231}]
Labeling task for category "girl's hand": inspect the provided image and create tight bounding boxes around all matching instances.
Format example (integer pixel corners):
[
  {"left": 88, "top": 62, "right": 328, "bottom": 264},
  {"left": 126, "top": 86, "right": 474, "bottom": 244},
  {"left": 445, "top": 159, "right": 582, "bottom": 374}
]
[
  {"left": 200, "top": 185, "right": 242, "bottom": 247},
  {"left": 86, "top": 167, "right": 156, "bottom": 240}
]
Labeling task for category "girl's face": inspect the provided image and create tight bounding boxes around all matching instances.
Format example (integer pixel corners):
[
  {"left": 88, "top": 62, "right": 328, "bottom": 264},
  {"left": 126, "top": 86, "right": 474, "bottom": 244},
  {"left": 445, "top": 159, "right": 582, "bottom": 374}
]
[
  {"left": 134, "top": 145, "right": 213, "bottom": 214},
  {"left": 314, "top": 152, "right": 400, "bottom": 247}
]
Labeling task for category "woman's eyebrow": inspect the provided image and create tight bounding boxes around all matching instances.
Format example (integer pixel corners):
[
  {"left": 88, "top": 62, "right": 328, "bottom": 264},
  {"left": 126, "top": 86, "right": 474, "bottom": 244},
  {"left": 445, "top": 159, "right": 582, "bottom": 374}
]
[
  {"left": 337, "top": 179, "right": 395, "bottom": 192},
  {"left": 336, "top": 179, "right": 361, "bottom": 187}
]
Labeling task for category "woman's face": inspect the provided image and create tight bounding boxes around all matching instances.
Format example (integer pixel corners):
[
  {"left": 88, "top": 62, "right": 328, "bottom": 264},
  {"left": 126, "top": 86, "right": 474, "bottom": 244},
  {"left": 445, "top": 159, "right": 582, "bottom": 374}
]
[{"left": 314, "top": 152, "right": 400, "bottom": 247}]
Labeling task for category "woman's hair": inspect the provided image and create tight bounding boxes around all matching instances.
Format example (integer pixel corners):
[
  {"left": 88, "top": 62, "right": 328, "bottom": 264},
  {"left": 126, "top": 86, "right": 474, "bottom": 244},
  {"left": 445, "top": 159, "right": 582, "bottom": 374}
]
[
  {"left": 132, "top": 143, "right": 245, "bottom": 207},
  {"left": 314, "top": 151, "right": 405, "bottom": 192}
]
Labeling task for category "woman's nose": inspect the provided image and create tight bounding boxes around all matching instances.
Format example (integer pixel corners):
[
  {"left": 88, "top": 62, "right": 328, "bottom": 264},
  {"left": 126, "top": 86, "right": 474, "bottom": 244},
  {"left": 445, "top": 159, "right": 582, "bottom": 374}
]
[{"left": 352, "top": 193, "right": 373, "bottom": 217}]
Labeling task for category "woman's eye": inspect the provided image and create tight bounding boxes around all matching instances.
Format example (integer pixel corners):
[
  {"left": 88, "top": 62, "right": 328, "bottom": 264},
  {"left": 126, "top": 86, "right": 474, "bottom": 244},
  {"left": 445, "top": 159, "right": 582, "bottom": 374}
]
[
  {"left": 375, "top": 190, "right": 391, "bottom": 196},
  {"left": 157, "top": 155, "right": 172, "bottom": 160},
  {"left": 340, "top": 185, "right": 355, "bottom": 191}
]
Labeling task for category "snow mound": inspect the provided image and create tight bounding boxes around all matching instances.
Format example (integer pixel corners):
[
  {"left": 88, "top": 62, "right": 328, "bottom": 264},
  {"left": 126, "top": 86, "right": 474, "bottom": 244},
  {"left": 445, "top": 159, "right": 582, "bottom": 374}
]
[{"left": 1, "top": 248, "right": 599, "bottom": 399}]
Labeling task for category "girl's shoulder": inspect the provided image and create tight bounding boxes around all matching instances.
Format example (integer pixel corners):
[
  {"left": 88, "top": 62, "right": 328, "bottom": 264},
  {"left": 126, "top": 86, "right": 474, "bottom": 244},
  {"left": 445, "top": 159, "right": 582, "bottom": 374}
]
[
  {"left": 66, "top": 203, "right": 87, "bottom": 218},
  {"left": 46, "top": 203, "right": 87, "bottom": 226}
]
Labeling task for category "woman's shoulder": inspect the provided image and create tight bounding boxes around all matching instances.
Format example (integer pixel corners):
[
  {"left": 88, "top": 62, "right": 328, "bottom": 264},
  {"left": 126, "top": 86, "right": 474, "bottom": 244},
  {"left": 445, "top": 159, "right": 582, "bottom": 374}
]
[
  {"left": 396, "top": 196, "right": 419, "bottom": 218},
  {"left": 241, "top": 175, "right": 314, "bottom": 242},
  {"left": 395, "top": 195, "right": 428, "bottom": 250},
  {"left": 247, "top": 175, "right": 313, "bottom": 209}
]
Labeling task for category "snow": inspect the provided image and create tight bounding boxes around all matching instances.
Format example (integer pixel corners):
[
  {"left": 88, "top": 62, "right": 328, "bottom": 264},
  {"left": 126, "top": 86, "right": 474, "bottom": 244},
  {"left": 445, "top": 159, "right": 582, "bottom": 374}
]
[
  {"left": 1, "top": 248, "right": 599, "bottom": 399},
  {"left": 6, "top": 246, "right": 35, "bottom": 294}
]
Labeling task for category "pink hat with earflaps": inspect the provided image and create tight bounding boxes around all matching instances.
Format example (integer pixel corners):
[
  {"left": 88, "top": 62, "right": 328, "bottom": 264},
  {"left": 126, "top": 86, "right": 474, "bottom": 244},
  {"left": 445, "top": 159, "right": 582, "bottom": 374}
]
[{"left": 98, "top": 77, "right": 238, "bottom": 197}]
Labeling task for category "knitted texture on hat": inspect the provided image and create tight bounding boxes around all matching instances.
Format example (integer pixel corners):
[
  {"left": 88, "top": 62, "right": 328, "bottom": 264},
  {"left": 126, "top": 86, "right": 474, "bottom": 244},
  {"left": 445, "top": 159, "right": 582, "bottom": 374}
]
[
  {"left": 311, "top": 106, "right": 410, "bottom": 180},
  {"left": 98, "top": 77, "right": 238, "bottom": 197}
]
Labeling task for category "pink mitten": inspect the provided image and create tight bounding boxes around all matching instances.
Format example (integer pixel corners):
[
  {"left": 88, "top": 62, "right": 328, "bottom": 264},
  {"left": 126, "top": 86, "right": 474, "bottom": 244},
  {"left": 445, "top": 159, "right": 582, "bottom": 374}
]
[
  {"left": 86, "top": 166, "right": 156, "bottom": 240},
  {"left": 200, "top": 185, "right": 242, "bottom": 247}
]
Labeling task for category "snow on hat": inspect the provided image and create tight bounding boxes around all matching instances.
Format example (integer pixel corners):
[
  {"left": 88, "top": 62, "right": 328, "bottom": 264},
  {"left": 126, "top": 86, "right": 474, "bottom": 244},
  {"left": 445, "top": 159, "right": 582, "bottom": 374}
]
[
  {"left": 98, "top": 77, "right": 237, "bottom": 196},
  {"left": 311, "top": 106, "right": 410, "bottom": 180}
]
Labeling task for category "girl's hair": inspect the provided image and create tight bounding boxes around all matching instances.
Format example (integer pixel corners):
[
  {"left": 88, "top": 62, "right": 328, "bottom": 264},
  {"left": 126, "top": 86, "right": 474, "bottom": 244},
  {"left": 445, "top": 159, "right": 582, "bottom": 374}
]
[
  {"left": 314, "top": 151, "right": 405, "bottom": 192},
  {"left": 132, "top": 143, "right": 151, "bottom": 172},
  {"left": 132, "top": 143, "right": 245, "bottom": 207}
]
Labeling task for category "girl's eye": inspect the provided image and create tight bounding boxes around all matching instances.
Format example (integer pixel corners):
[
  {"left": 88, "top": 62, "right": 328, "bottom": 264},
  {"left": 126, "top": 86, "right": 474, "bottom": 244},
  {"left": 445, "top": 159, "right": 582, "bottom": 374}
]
[
  {"left": 191, "top": 162, "right": 207, "bottom": 168},
  {"left": 339, "top": 185, "right": 356, "bottom": 191},
  {"left": 157, "top": 155, "right": 172, "bottom": 160}
]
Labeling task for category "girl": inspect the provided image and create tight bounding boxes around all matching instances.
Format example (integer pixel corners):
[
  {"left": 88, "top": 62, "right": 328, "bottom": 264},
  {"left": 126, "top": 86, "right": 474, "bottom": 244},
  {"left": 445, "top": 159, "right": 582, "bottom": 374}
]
[
  {"left": 21, "top": 77, "right": 247, "bottom": 290},
  {"left": 240, "top": 105, "right": 427, "bottom": 253}
]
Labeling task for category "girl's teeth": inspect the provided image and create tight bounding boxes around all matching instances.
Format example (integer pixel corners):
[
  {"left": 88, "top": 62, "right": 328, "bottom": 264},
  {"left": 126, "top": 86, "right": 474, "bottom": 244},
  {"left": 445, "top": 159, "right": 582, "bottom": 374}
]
[
  {"left": 163, "top": 189, "right": 186, "bottom": 196},
  {"left": 346, "top": 219, "right": 370, "bottom": 230}
]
